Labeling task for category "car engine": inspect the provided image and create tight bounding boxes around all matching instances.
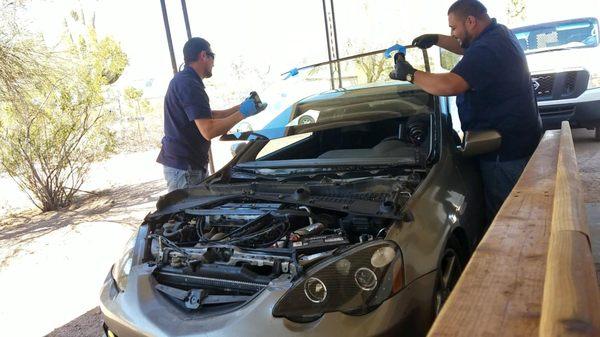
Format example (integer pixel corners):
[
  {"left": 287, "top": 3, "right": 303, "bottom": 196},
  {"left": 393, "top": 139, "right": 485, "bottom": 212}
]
[{"left": 145, "top": 174, "right": 421, "bottom": 311}]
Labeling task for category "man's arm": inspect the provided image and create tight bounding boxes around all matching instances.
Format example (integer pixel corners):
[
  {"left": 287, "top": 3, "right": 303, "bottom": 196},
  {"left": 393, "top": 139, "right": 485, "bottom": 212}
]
[
  {"left": 211, "top": 105, "right": 241, "bottom": 119},
  {"left": 413, "top": 71, "right": 469, "bottom": 96},
  {"left": 194, "top": 112, "right": 244, "bottom": 140},
  {"left": 436, "top": 35, "right": 464, "bottom": 55}
]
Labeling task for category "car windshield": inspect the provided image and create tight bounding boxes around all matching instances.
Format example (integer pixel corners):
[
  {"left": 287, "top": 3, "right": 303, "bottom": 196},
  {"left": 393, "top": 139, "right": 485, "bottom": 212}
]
[
  {"left": 223, "top": 85, "right": 434, "bottom": 175},
  {"left": 223, "top": 84, "right": 432, "bottom": 141},
  {"left": 512, "top": 17, "right": 599, "bottom": 54}
]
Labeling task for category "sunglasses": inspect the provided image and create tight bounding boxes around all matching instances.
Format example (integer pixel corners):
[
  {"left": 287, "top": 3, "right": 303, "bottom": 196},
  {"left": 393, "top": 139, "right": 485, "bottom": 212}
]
[{"left": 206, "top": 51, "right": 215, "bottom": 59}]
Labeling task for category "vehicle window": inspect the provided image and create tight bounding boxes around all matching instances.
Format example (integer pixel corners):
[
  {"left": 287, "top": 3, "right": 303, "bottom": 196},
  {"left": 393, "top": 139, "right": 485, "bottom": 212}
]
[
  {"left": 224, "top": 86, "right": 435, "bottom": 170},
  {"left": 513, "top": 18, "right": 599, "bottom": 53},
  {"left": 239, "top": 114, "right": 433, "bottom": 170}
]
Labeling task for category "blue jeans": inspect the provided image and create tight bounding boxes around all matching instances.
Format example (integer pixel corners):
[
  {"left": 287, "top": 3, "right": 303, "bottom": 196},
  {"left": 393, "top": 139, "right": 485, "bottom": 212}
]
[
  {"left": 163, "top": 166, "right": 206, "bottom": 192},
  {"left": 479, "top": 156, "right": 529, "bottom": 223}
]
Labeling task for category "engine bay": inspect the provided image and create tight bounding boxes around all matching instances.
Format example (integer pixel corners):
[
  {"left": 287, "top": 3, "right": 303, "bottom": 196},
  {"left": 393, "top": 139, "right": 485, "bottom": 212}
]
[{"left": 145, "top": 172, "right": 422, "bottom": 311}]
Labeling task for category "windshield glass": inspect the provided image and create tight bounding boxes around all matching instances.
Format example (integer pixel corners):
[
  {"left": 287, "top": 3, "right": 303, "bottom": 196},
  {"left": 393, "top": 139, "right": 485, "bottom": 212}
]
[
  {"left": 226, "top": 87, "right": 434, "bottom": 176},
  {"left": 512, "top": 17, "right": 599, "bottom": 53},
  {"left": 223, "top": 84, "right": 432, "bottom": 141}
]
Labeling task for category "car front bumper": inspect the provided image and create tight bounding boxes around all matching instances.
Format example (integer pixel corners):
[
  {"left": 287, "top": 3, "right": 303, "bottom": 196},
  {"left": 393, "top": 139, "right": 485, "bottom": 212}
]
[
  {"left": 538, "top": 87, "right": 600, "bottom": 129},
  {"left": 100, "top": 264, "right": 437, "bottom": 337}
]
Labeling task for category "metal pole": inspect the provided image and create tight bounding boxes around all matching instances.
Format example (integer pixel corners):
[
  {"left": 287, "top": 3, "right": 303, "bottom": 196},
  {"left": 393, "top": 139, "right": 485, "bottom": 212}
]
[
  {"left": 329, "top": 0, "right": 342, "bottom": 88},
  {"left": 178, "top": 0, "right": 215, "bottom": 175},
  {"left": 181, "top": 0, "right": 192, "bottom": 39},
  {"left": 321, "top": 0, "right": 335, "bottom": 90},
  {"left": 160, "top": 0, "right": 177, "bottom": 74}
]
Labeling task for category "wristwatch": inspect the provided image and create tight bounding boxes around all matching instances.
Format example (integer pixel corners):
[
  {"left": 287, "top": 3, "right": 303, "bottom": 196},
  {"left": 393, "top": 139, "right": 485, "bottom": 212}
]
[{"left": 406, "top": 70, "right": 416, "bottom": 83}]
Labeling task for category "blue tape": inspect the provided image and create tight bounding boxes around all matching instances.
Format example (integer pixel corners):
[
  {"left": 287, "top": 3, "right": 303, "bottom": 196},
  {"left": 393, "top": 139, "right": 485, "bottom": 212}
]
[
  {"left": 384, "top": 44, "right": 406, "bottom": 58},
  {"left": 283, "top": 67, "right": 299, "bottom": 80}
]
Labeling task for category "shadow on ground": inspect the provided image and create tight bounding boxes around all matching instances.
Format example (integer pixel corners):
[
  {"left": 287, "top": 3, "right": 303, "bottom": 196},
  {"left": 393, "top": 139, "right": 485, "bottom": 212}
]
[
  {"left": 44, "top": 307, "right": 103, "bottom": 337},
  {"left": 0, "top": 179, "right": 165, "bottom": 269},
  {"left": 0, "top": 180, "right": 163, "bottom": 245}
]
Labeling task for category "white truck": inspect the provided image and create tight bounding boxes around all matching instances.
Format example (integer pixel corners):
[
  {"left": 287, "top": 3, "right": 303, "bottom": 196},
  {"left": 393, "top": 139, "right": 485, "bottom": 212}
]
[{"left": 512, "top": 17, "right": 600, "bottom": 140}]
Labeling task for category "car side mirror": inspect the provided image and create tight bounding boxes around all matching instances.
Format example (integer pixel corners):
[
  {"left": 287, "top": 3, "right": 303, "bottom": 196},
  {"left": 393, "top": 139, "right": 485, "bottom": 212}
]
[{"left": 459, "top": 130, "right": 502, "bottom": 157}]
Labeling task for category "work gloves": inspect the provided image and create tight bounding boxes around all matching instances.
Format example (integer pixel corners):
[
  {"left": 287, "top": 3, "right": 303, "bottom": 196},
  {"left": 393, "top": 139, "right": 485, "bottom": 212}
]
[
  {"left": 239, "top": 92, "right": 267, "bottom": 118},
  {"left": 389, "top": 52, "right": 416, "bottom": 83},
  {"left": 412, "top": 34, "right": 439, "bottom": 49}
]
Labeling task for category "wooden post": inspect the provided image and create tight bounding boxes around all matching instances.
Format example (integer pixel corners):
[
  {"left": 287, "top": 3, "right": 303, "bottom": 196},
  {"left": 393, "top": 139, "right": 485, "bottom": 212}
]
[
  {"left": 427, "top": 131, "right": 560, "bottom": 337},
  {"left": 427, "top": 123, "right": 600, "bottom": 337},
  {"left": 539, "top": 122, "right": 600, "bottom": 337}
]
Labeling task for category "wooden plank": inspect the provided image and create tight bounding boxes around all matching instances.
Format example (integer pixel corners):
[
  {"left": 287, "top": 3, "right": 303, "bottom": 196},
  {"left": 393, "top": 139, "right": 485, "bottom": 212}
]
[
  {"left": 540, "top": 232, "right": 600, "bottom": 337},
  {"left": 539, "top": 122, "right": 600, "bottom": 337},
  {"left": 552, "top": 123, "right": 592, "bottom": 236},
  {"left": 427, "top": 130, "right": 560, "bottom": 337}
]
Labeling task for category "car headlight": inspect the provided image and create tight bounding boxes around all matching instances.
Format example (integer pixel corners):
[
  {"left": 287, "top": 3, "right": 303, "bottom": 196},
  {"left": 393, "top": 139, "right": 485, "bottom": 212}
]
[
  {"left": 589, "top": 71, "right": 600, "bottom": 89},
  {"left": 111, "top": 233, "right": 137, "bottom": 292},
  {"left": 272, "top": 240, "right": 404, "bottom": 321}
]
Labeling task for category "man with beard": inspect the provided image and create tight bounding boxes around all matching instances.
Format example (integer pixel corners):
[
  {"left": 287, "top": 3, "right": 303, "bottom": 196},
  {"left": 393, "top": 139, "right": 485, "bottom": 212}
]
[
  {"left": 157, "top": 37, "right": 265, "bottom": 192},
  {"left": 390, "top": 0, "right": 542, "bottom": 222}
]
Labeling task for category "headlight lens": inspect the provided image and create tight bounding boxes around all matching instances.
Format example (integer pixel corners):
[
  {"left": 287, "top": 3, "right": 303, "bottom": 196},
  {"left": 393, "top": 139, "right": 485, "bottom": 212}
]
[
  {"left": 589, "top": 71, "right": 600, "bottom": 89},
  {"left": 111, "top": 233, "right": 136, "bottom": 292},
  {"left": 272, "top": 240, "right": 404, "bottom": 321}
]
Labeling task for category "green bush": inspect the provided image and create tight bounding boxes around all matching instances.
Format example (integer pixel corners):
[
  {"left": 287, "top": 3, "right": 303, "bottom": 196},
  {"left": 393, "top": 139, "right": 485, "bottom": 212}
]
[{"left": 0, "top": 3, "right": 128, "bottom": 211}]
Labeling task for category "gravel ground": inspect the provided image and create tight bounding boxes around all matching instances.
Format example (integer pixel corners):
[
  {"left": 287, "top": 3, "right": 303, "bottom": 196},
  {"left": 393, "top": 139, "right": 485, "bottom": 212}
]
[{"left": 0, "top": 131, "right": 597, "bottom": 337}]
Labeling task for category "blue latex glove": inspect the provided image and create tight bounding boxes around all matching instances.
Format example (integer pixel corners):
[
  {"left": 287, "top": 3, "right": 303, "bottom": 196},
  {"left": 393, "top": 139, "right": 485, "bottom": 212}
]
[{"left": 239, "top": 97, "right": 258, "bottom": 118}]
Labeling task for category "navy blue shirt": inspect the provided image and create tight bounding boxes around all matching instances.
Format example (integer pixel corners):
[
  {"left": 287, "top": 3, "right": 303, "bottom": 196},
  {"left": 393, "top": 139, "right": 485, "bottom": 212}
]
[
  {"left": 452, "top": 19, "right": 542, "bottom": 161},
  {"left": 156, "top": 66, "right": 212, "bottom": 170}
]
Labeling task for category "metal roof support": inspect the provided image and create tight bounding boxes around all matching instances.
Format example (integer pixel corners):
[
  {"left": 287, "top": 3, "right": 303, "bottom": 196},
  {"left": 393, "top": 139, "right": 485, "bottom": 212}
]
[
  {"left": 329, "top": 0, "right": 342, "bottom": 89},
  {"left": 321, "top": 0, "right": 335, "bottom": 90},
  {"left": 160, "top": 0, "right": 216, "bottom": 175},
  {"left": 160, "top": 0, "right": 178, "bottom": 74},
  {"left": 321, "top": 0, "right": 342, "bottom": 90},
  {"left": 181, "top": 0, "right": 192, "bottom": 39}
]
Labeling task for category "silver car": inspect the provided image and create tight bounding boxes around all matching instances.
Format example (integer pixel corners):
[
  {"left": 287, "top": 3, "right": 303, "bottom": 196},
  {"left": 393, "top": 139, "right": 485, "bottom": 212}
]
[{"left": 101, "top": 83, "right": 499, "bottom": 337}]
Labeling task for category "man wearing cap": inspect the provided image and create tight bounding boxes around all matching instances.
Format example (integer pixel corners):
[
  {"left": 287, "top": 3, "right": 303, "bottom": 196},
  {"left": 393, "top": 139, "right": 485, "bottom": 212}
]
[
  {"left": 157, "top": 37, "right": 263, "bottom": 192},
  {"left": 390, "top": 0, "right": 542, "bottom": 221}
]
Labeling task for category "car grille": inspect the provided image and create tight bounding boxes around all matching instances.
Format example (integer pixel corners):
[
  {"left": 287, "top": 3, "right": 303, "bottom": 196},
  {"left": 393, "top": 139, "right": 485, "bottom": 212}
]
[
  {"left": 533, "top": 74, "right": 554, "bottom": 96},
  {"left": 538, "top": 105, "right": 576, "bottom": 116},
  {"left": 532, "top": 70, "right": 589, "bottom": 101}
]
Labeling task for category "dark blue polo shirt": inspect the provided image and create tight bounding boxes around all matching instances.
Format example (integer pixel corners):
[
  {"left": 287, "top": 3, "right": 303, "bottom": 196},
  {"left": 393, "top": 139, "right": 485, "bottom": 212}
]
[
  {"left": 156, "top": 66, "right": 212, "bottom": 170},
  {"left": 452, "top": 19, "right": 542, "bottom": 161}
]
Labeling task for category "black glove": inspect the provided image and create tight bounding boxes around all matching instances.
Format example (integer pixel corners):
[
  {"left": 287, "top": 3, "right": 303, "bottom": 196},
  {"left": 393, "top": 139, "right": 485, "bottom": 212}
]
[
  {"left": 389, "top": 53, "right": 416, "bottom": 82},
  {"left": 412, "top": 34, "right": 439, "bottom": 49}
]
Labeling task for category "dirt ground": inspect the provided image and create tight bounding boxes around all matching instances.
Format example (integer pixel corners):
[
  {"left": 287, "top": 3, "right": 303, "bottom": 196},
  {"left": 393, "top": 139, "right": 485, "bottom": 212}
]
[
  {"left": 573, "top": 128, "right": 600, "bottom": 203},
  {"left": 0, "top": 131, "right": 597, "bottom": 337}
]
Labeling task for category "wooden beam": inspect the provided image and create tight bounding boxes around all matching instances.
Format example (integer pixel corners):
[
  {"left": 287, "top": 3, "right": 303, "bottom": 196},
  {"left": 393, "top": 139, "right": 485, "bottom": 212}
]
[
  {"left": 427, "top": 130, "right": 560, "bottom": 337},
  {"left": 539, "top": 122, "right": 600, "bottom": 337}
]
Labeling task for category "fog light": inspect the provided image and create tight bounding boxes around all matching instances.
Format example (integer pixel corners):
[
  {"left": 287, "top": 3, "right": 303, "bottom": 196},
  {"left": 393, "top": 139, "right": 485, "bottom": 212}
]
[
  {"left": 355, "top": 267, "right": 377, "bottom": 291},
  {"left": 304, "top": 277, "right": 327, "bottom": 303}
]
